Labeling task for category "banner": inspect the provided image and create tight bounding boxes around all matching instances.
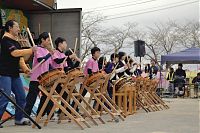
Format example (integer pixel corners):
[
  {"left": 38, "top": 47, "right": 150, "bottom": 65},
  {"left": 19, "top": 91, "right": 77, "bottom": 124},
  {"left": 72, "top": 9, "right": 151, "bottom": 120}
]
[{"left": 0, "top": 9, "right": 28, "bottom": 32}]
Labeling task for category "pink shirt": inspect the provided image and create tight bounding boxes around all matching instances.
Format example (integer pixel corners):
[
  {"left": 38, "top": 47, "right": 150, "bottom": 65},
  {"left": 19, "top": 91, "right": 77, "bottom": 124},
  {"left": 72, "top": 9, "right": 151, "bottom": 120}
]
[
  {"left": 51, "top": 50, "right": 68, "bottom": 69},
  {"left": 84, "top": 57, "right": 99, "bottom": 76},
  {"left": 30, "top": 46, "right": 51, "bottom": 81}
]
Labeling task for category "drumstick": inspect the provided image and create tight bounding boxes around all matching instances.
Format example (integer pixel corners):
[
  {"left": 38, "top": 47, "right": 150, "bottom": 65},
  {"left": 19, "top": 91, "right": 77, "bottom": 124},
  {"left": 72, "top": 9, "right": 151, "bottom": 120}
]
[
  {"left": 113, "top": 62, "right": 128, "bottom": 75},
  {"left": 27, "top": 27, "right": 36, "bottom": 47},
  {"left": 112, "top": 63, "right": 119, "bottom": 74},
  {"left": 113, "top": 47, "right": 117, "bottom": 63},
  {"left": 102, "top": 57, "right": 105, "bottom": 70},
  {"left": 48, "top": 32, "right": 54, "bottom": 49},
  {"left": 19, "top": 33, "right": 31, "bottom": 47},
  {"left": 18, "top": 34, "right": 25, "bottom": 47},
  {"left": 69, "top": 48, "right": 83, "bottom": 67},
  {"left": 59, "top": 41, "right": 75, "bottom": 69},
  {"left": 60, "top": 48, "right": 74, "bottom": 68},
  {"left": 31, "top": 59, "right": 45, "bottom": 73},
  {"left": 74, "top": 38, "right": 78, "bottom": 53},
  {"left": 69, "top": 48, "right": 76, "bottom": 62},
  {"left": 69, "top": 48, "right": 74, "bottom": 54},
  {"left": 62, "top": 56, "right": 68, "bottom": 64},
  {"left": 60, "top": 56, "right": 68, "bottom": 70},
  {"left": 38, "top": 23, "right": 41, "bottom": 35},
  {"left": 80, "top": 61, "right": 85, "bottom": 68},
  {"left": 59, "top": 47, "right": 72, "bottom": 70},
  {"left": 108, "top": 63, "right": 119, "bottom": 80}
]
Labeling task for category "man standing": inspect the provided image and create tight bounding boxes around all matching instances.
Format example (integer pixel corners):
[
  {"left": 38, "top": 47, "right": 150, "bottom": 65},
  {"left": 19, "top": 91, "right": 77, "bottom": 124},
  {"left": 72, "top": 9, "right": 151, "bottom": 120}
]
[
  {"left": 0, "top": 20, "right": 34, "bottom": 127},
  {"left": 174, "top": 63, "right": 186, "bottom": 96},
  {"left": 166, "top": 67, "right": 175, "bottom": 93},
  {"left": 149, "top": 60, "right": 159, "bottom": 79},
  {"left": 175, "top": 63, "right": 186, "bottom": 78},
  {"left": 192, "top": 72, "right": 200, "bottom": 97}
]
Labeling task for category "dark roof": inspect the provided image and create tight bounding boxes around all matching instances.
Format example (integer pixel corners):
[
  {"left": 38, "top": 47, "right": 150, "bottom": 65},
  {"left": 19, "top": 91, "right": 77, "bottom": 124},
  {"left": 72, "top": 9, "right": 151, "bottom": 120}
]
[{"left": 0, "top": 0, "right": 55, "bottom": 11}]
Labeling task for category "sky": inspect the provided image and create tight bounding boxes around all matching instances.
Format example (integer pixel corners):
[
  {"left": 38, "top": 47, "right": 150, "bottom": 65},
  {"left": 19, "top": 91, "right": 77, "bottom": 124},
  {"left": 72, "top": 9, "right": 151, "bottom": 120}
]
[
  {"left": 57, "top": 0, "right": 199, "bottom": 70},
  {"left": 57, "top": 0, "right": 199, "bottom": 27}
]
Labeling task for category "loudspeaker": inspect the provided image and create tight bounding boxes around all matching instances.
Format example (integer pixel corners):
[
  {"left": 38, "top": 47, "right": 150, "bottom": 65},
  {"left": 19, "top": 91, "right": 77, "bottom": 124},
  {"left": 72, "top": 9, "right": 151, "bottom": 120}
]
[{"left": 134, "top": 40, "right": 145, "bottom": 57}]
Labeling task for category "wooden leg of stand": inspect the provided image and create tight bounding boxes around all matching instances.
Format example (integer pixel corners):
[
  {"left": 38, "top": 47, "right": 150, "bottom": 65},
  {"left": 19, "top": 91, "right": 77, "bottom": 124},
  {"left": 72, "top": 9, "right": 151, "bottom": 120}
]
[
  {"left": 37, "top": 86, "right": 87, "bottom": 130},
  {"left": 56, "top": 91, "right": 91, "bottom": 128},
  {"left": 33, "top": 92, "right": 51, "bottom": 128},
  {"left": 128, "top": 91, "right": 133, "bottom": 114},
  {"left": 75, "top": 93, "right": 106, "bottom": 124},
  {"left": 44, "top": 104, "right": 57, "bottom": 126},
  {"left": 94, "top": 93, "right": 125, "bottom": 121},
  {"left": 71, "top": 95, "right": 99, "bottom": 126},
  {"left": 133, "top": 90, "right": 137, "bottom": 113},
  {"left": 118, "top": 96, "right": 122, "bottom": 110}
]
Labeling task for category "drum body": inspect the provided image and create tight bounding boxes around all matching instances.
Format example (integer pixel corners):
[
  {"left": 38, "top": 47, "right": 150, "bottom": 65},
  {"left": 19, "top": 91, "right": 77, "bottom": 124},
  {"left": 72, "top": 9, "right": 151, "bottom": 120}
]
[
  {"left": 65, "top": 67, "right": 85, "bottom": 85},
  {"left": 84, "top": 71, "right": 106, "bottom": 87},
  {"left": 114, "top": 77, "right": 133, "bottom": 92},
  {"left": 38, "top": 68, "right": 64, "bottom": 88}
]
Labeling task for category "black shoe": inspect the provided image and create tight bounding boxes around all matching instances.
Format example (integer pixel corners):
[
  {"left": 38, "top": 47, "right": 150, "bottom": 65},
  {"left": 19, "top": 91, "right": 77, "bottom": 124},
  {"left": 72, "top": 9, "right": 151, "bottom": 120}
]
[
  {"left": 0, "top": 125, "right": 3, "bottom": 128},
  {"left": 50, "top": 113, "right": 55, "bottom": 120}
]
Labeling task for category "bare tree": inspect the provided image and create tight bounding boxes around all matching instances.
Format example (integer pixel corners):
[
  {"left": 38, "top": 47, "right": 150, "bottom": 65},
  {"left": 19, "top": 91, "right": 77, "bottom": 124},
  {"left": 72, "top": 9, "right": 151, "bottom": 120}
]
[
  {"left": 81, "top": 12, "right": 106, "bottom": 60},
  {"left": 81, "top": 12, "right": 199, "bottom": 65},
  {"left": 144, "top": 21, "right": 181, "bottom": 63},
  {"left": 81, "top": 13, "right": 137, "bottom": 60},
  {"left": 141, "top": 20, "right": 199, "bottom": 64},
  {"left": 174, "top": 20, "right": 200, "bottom": 48},
  {"left": 100, "top": 22, "right": 138, "bottom": 56}
]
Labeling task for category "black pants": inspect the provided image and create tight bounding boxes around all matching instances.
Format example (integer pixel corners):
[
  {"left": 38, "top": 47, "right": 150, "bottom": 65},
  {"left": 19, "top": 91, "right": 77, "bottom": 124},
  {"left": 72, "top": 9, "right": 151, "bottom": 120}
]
[
  {"left": 37, "top": 94, "right": 54, "bottom": 116},
  {"left": 24, "top": 81, "right": 53, "bottom": 117},
  {"left": 107, "top": 81, "right": 113, "bottom": 98},
  {"left": 56, "top": 84, "right": 68, "bottom": 114},
  {"left": 70, "top": 87, "right": 88, "bottom": 112}
]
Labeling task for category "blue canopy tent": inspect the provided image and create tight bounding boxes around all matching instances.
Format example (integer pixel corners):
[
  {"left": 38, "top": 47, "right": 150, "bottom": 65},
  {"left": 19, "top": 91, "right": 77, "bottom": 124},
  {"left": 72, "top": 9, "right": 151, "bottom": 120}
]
[
  {"left": 161, "top": 47, "right": 200, "bottom": 65},
  {"left": 158, "top": 47, "right": 200, "bottom": 90}
]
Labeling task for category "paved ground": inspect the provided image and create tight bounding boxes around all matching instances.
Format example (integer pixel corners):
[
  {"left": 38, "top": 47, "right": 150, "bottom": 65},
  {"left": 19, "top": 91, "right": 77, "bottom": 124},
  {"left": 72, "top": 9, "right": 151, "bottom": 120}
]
[{"left": 0, "top": 98, "right": 199, "bottom": 133}]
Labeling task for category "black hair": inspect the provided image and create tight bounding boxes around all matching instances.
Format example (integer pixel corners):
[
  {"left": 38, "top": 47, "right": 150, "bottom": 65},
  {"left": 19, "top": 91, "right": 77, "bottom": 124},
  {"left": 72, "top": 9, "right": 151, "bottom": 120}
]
[
  {"left": 197, "top": 72, "right": 200, "bottom": 76},
  {"left": 125, "top": 56, "right": 131, "bottom": 64},
  {"left": 129, "top": 58, "right": 134, "bottom": 64},
  {"left": 118, "top": 51, "right": 126, "bottom": 60},
  {"left": 0, "top": 20, "right": 17, "bottom": 39},
  {"left": 55, "top": 37, "right": 66, "bottom": 48},
  {"left": 91, "top": 46, "right": 100, "bottom": 55},
  {"left": 5, "top": 20, "right": 17, "bottom": 32},
  {"left": 145, "top": 64, "right": 151, "bottom": 73},
  {"left": 31, "top": 31, "right": 35, "bottom": 35},
  {"left": 38, "top": 32, "right": 49, "bottom": 44},
  {"left": 65, "top": 49, "right": 74, "bottom": 56},
  {"left": 178, "top": 63, "right": 183, "bottom": 67},
  {"left": 98, "top": 56, "right": 106, "bottom": 64},
  {"left": 110, "top": 53, "right": 119, "bottom": 61}
]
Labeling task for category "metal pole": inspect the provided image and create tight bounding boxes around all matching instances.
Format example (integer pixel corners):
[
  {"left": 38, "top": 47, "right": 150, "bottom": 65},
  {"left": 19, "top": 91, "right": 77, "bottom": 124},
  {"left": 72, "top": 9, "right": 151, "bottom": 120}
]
[{"left": 0, "top": 89, "right": 41, "bottom": 129}]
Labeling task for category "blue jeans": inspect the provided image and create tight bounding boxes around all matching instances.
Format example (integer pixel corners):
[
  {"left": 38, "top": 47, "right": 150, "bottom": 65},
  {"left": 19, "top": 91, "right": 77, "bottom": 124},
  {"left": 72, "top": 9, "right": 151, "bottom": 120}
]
[{"left": 0, "top": 75, "right": 26, "bottom": 121}]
